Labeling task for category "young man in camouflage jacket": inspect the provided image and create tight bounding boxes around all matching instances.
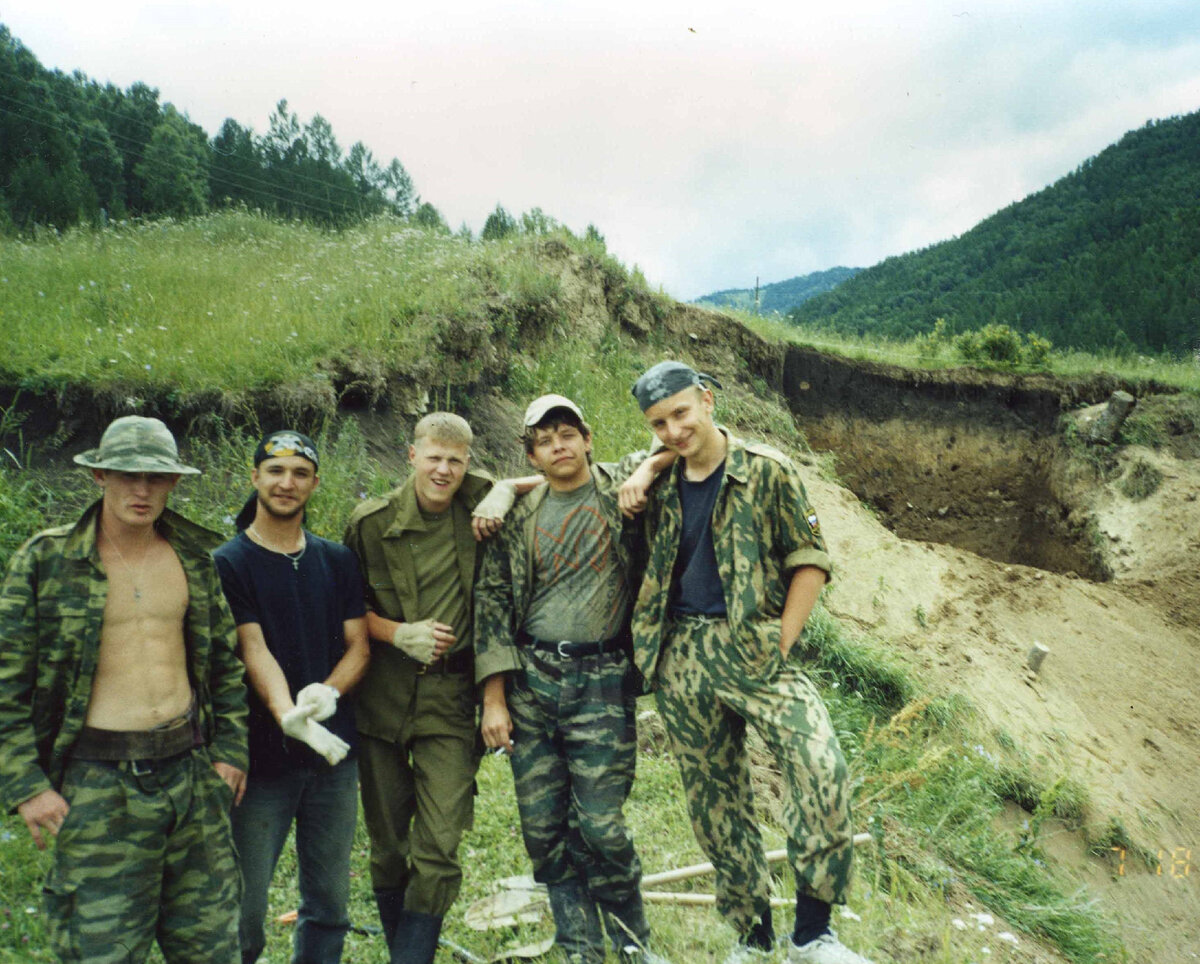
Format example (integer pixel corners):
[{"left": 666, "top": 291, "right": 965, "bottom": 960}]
[
  {"left": 629, "top": 362, "right": 872, "bottom": 964},
  {"left": 474, "top": 394, "right": 673, "bottom": 964},
  {"left": 0, "top": 415, "right": 248, "bottom": 963}
]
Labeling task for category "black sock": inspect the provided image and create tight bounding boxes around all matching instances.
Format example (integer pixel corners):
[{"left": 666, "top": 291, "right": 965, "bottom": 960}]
[
  {"left": 744, "top": 906, "right": 775, "bottom": 951},
  {"left": 792, "top": 893, "right": 832, "bottom": 947}
]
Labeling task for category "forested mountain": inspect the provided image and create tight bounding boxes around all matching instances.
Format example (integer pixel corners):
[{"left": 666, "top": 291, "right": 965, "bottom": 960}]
[
  {"left": 694, "top": 266, "right": 861, "bottom": 314},
  {"left": 0, "top": 25, "right": 419, "bottom": 230},
  {"left": 789, "top": 111, "right": 1200, "bottom": 355}
]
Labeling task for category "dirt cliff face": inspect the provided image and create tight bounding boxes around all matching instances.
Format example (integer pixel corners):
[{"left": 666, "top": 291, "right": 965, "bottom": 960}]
[{"left": 780, "top": 347, "right": 1119, "bottom": 580}]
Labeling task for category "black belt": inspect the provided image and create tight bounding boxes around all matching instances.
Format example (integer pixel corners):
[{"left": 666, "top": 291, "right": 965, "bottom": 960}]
[
  {"left": 74, "top": 699, "right": 201, "bottom": 762},
  {"left": 521, "top": 633, "right": 626, "bottom": 658},
  {"left": 410, "top": 649, "right": 473, "bottom": 675}
]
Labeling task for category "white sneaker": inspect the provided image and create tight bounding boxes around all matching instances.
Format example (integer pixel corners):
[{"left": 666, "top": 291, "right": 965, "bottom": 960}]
[
  {"left": 787, "top": 932, "right": 874, "bottom": 964},
  {"left": 723, "top": 943, "right": 776, "bottom": 964}
]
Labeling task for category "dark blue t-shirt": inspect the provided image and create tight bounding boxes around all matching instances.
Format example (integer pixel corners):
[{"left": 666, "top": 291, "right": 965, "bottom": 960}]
[
  {"left": 671, "top": 461, "right": 727, "bottom": 616},
  {"left": 214, "top": 531, "right": 366, "bottom": 776}
]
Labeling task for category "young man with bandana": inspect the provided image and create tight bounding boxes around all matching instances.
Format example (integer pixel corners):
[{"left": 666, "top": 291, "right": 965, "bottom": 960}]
[
  {"left": 214, "top": 430, "right": 370, "bottom": 964},
  {"left": 0, "top": 415, "right": 248, "bottom": 963},
  {"left": 627, "top": 362, "right": 872, "bottom": 964},
  {"left": 474, "top": 394, "right": 675, "bottom": 964}
]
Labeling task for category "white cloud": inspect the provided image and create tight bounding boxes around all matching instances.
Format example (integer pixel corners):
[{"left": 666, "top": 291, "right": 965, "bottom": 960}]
[{"left": 5, "top": 0, "right": 1200, "bottom": 298}]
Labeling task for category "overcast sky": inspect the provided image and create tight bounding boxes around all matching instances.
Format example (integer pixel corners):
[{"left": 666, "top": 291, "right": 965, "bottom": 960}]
[{"left": 6, "top": 1, "right": 1200, "bottom": 299}]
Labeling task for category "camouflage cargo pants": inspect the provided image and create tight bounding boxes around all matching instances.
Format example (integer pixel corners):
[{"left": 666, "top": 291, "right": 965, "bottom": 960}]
[
  {"left": 506, "top": 649, "right": 643, "bottom": 907},
  {"left": 655, "top": 615, "right": 853, "bottom": 934},
  {"left": 42, "top": 747, "right": 240, "bottom": 964}
]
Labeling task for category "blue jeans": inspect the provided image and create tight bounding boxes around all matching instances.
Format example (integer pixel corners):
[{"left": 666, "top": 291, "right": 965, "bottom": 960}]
[{"left": 231, "top": 756, "right": 358, "bottom": 964}]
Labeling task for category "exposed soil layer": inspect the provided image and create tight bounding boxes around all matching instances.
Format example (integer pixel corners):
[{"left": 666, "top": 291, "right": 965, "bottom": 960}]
[{"left": 779, "top": 348, "right": 1125, "bottom": 579}]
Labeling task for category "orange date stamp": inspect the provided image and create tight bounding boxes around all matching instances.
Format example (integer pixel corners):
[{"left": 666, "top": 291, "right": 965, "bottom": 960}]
[{"left": 1109, "top": 846, "right": 1192, "bottom": 878}]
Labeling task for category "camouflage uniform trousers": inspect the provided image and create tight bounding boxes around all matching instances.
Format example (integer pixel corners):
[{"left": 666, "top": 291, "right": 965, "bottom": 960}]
[
  {"left": 42, "top": 747, "right": 240, "bottom": 964},
  {"left": 358, "top": 668, "right": 480, "bottom": 916},
  {"left": 506, "top": 649, "right": 643, "bottom": 913},
  {"left": 654, "top": 615, "right": 854, "bottom": 934}
]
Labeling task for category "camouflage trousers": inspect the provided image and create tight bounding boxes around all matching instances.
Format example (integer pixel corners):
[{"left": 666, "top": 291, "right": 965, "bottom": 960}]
[
  {"left": 655, "top": 615, "right": 853, "bottom": 934},
  {"left": 43, "top": 747, "right": 240, "bottom": 964},
  {"left": 506, "top": 649, "right": 643, "bottom": 908}
]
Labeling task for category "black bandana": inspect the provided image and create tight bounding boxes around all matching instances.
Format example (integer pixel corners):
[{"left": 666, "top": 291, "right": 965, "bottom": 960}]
[{"left": 234, "top": 430, "right": 318, "bottom": 531}]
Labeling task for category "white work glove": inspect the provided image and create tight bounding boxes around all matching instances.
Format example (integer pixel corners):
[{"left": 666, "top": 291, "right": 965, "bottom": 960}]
[
  {"left": 391, "top": 619, "right": 440, "bottom": 664},
  {"left": 471, "top": 480, "right": 517, "bottom": 524},
  {"left": 295, "top": 682, "right": 339, "bottom": 722},
  {"left": 281, "top": 705, "right": 350, "bottom": 766}
]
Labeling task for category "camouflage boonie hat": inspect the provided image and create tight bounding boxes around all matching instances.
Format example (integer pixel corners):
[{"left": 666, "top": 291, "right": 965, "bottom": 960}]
[{"left": 72, "top": 416, "right": 200, "bottom": 475}]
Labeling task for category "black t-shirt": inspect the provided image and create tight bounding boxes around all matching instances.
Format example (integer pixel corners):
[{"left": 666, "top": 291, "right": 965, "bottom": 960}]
[
  {"left": 671, "top": 461, "right": 727, "bottom": 616},
  {"left": 214, "top": 530, "right": 366, "bottom": 776}
]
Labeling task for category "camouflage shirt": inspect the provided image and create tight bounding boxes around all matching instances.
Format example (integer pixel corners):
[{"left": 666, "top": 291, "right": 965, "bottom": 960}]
[
  {"left": 474, "top": 455, "right": 650, "bottom": 684},
  {"left": 0, "top": 500, "right": 248, "bottom": 813},
  {"left": 631, "top": 429, "right": 833, "bottom": 682},
  {"left": 343, "top": 470, "right": 492, "bottom": 739}
]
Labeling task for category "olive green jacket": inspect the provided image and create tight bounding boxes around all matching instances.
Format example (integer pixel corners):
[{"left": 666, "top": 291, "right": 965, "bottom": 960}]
[
  {"left": 631, "top": 429, "right": 833, "bottom": 683},
  {"left": 0, "top": 500, "right": 248, "bottom": 813},
  {"left": 343, "top": 471, "right": 492, "bottom": 741}
]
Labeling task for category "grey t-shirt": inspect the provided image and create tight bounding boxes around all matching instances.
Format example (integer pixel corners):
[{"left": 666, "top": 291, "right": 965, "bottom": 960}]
[{"left": 524, "top": 480, "right": 631, "bottom": 643}]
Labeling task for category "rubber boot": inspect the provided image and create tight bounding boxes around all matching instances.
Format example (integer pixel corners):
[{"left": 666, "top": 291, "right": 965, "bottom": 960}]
[
  {"left": 600, "top": 890, "right": 652, "bottom": 959},
  {"left": 390, "top": 909, "right": 443, "bottom": 964},
  {"left": 546, "top": 880, "right": 606, "bottom": 964},
  {"left": 374, "top": 888, "right": 405, "bottom": 948}
]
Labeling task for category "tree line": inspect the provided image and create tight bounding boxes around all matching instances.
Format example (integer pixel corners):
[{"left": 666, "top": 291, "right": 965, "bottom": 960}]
[
  {"left": 788, "top": 111, "right": 1200, "bottom": 357},
  {"left": 0, "top": 25, "right": 423, "bottom": 231}
]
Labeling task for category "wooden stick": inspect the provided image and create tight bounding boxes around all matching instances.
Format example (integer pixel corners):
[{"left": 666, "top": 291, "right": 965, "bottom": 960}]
[
  {"left": 644, "top": 892, "right": 794, "bottom": 908},
  {"left": 642, "top": 849, "right": 788, "bottom": 887},
  {"left": 642, "top": 833, "right": 872, "bottom": 888}
]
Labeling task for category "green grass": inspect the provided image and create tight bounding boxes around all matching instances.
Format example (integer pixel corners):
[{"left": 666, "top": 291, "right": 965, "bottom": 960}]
[
  {"left": 0, "top": 211, "right": 580, "bottom": 398},
  {"left": 734, "top": 309, "right": 1200, "bottom": 393}
]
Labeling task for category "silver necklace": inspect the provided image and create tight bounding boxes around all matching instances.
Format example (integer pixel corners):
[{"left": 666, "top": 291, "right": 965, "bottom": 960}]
[
  {"left": 101, "top": 525, "right": 151, "bottom": 601},
  {"left": 248, "top": 524, "right": 307, "bottom": 571}
]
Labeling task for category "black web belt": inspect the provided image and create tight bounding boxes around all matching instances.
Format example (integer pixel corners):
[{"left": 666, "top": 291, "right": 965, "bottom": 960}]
[{"left": 519, "top": 632, "right": 625, "bottom": 658}]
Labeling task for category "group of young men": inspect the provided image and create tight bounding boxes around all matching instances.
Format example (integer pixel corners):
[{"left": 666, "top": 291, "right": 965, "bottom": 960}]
[{"left": 0, "top": 360, "right": 872, "bottom": 964}]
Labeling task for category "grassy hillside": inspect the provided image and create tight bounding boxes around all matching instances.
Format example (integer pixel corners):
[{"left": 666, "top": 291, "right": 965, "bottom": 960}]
[
  {"left": 0, "top": 212, "right": 1126, "bottom": 963},
  {"left": 789, "top": 110, "right": 1200, "bottom": 356},
  {"left": 694, "top": 266, "right": 861, "bottom": 315}
]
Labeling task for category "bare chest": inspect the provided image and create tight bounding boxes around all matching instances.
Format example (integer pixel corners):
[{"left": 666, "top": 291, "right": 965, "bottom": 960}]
[{"left": 89, "top": 540, "right": 192, "bottom": 727}]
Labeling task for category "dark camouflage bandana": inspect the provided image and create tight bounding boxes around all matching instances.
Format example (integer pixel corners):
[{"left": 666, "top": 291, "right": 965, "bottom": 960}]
[{"left": 631, "top": 361, "right": 723, "bottom": 412}]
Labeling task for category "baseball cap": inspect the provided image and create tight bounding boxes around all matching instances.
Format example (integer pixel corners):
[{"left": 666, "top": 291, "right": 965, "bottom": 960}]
[{"left": 523, "top": 394, "right": 584, "bottom": 428}]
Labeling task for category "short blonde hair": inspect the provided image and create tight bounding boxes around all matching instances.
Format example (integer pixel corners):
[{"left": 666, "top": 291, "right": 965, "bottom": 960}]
[{"left": 413, "top": 412, "right": 473, "bottom": 448}]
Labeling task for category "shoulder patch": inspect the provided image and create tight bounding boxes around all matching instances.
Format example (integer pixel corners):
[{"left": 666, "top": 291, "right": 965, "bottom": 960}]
[{"left": 806, "top": 511, "right": 822, "bottom": 536}]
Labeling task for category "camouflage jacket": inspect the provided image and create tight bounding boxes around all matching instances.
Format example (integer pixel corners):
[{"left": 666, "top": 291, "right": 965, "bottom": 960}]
[
  {"left": 474, "top": 455, "right": 649, "bottom": 684},
  {"left": 0, "top": 500, "right": 248, "bottom": 813},
  {"left": 343, "top": 470, "right": 492, "bottom": 739},
  {"left": 631, "top": 429, "right": 833, "bottom": 683}
]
